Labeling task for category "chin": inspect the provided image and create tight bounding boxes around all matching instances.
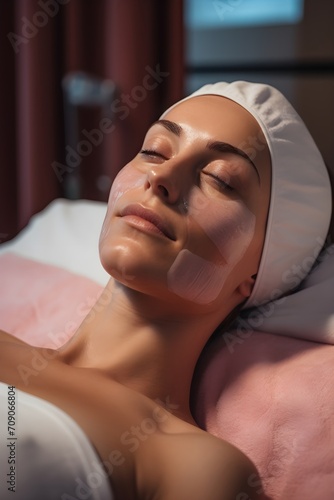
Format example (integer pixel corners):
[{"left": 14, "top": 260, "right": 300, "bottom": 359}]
[
  {"left": 99, "top": 241, "right": 159, "bottom": 294},
  {"left": 99, "top": 242, "right": 133, "bottom": 283}
]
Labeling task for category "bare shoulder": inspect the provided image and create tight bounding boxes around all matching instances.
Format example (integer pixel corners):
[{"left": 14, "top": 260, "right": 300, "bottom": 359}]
[
  {"left": 190, "top": 434, "right": 265, "bottom": 500},
  {"left": 148, "top": 425, "right": 266, "bottom": 500},
  {"left": 0, "top": 329, "right": 28, "bottom": 345},
  {"left": 0, "top": 330, "right": 39, "bottom": 385},
  {"left": 0, "top": 330, "right": 60, "bottom": 389}
]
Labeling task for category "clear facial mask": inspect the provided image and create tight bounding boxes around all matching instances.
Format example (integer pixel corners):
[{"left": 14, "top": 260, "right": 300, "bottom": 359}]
[
  {"left": 101, "top": 166, "right": 256, "bottom": 305},
  {"left": 99, "top": 166, "right": 144, "bottom": 243},
  {"left": 167, "top": 186, "right": 255, "bottom": 304}
]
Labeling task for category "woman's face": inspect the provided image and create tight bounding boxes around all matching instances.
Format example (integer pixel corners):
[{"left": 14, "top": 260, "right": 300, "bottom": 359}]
[{"left": 99, "top": 95, "right": 271, "bottom": 313}]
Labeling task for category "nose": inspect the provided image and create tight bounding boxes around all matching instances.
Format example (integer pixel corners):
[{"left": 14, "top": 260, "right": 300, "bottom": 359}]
[{"left": 145, "top": 159, "right": 190, "bottom": 205}]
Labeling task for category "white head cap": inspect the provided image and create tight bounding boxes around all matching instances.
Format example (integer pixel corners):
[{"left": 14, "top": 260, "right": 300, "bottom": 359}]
[{"left": 162, "top": 81, "right": 332, "bottom": 308}]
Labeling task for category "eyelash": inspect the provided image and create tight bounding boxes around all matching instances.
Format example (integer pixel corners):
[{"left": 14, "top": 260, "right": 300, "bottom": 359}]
[
  {"left": 203, "top": 172, "right": 234, "bottom": 192},
  {"left": 140, "top": 149, "right": 166, "bottom": 160}
]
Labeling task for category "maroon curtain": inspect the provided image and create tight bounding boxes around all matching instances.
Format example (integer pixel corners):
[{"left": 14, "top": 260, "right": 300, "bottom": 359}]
[{"left": 0, "top": 0, "right": 184, "bottom": 242}]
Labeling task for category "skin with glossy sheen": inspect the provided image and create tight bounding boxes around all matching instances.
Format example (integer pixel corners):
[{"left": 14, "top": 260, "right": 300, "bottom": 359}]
[{"left": 0, "top": 95, "right": 271, "bottom": 500}]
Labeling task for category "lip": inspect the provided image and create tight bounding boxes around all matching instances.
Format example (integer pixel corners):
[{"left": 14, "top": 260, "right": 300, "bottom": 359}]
[{"left": 120, "top": 204, "right": 176, "bottom": 241}]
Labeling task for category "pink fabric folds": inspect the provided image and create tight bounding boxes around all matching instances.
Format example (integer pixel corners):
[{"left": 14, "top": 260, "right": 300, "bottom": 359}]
[
  {"left": 193, "top": 332, "right": 334, "bottom": 500},
  {"left": 0, "top": 253, "right": 103, "bottom": 348}
]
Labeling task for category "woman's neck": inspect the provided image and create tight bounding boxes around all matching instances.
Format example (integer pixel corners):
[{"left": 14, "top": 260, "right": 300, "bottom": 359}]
[{"left": 59, "top": 278, "right": 229, "bottom": 425}]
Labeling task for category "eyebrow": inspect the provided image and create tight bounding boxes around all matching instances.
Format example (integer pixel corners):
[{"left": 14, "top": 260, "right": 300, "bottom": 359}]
[
  {"left": 154, "top": 119, "right": 183, "bottom": 137},
  {"left": 151, "top": 119, "right": 261, "bottom": 184}
]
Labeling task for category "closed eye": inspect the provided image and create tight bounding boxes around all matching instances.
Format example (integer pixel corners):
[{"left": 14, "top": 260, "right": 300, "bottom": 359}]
[
  {"left": 140, "top": 149, "right": 167, "bottom": 160},
  {"left": 202, "top": 172, "right": 234, "bottom": 192}
]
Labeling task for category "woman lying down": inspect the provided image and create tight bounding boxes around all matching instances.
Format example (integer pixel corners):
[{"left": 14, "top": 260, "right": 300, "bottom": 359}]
[{"left": 0, "top": 81, "right": 332, "bottom": 500}]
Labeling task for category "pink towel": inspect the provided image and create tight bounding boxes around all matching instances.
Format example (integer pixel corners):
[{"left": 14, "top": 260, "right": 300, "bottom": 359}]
[
  {"left": 0, "top": 253, "right": 103, "bottom": 348},
  {"left": 193, "top": 332, "right": 334, "bottom": 499}
]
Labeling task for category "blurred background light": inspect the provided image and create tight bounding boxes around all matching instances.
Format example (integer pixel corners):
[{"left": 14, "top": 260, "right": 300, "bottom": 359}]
[{"left": 185, "top": 0, "right": 304, "bottom": 28}]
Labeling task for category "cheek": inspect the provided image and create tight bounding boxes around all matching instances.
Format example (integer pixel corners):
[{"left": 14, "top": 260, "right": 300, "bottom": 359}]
[
  {"left": 99, "top": 165, "right": 145, "bottom": 243},
  {"left": 167, "top": 249, "right": 230, "bottom": 304},
  {"left": 167, "top": 187, "right": 256, "bottom": 304},
  {"left": 108, "top": 164, "right": 145, "bottom": 210},
  {"left": 187, "top": 187, "right": 256, "bottom": 264}
]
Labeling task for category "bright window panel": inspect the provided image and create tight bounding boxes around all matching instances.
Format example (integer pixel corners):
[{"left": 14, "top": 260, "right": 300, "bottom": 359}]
[{"left": 185, "top": 0, "right": 304, "bottom": 28}]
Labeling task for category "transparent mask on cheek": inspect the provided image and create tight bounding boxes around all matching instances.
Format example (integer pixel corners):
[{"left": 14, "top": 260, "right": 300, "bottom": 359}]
[
  {"left": 167, "top": 187, "right": 256, "bottom": 304},
  {"left": 99, "top": 166, "right": 145, "bottom": 243}
]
